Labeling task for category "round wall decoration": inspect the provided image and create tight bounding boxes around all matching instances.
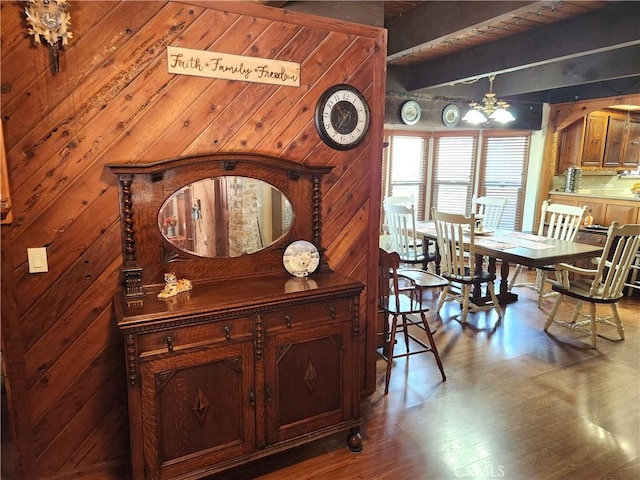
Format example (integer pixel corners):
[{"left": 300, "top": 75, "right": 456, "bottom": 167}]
[
  {"left": 442, "top": 104, "right": 461, "bottom": 127},
  {"left": 400, "top": 100, "right": 421, "bottom": 125},
  {"left": 315, "top": 84, "right": 370, "bottom": 150}
]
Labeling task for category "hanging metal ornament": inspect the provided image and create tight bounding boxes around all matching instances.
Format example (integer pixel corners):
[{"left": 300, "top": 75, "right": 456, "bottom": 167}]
[{"left": 25, "top": 0, "right": 73, "bottom": 74}]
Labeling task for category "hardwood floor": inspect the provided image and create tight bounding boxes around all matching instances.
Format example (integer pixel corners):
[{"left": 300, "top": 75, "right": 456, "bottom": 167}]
[
  {"left": 2, "top": 270, "right": 637, "bottom": 479},
  {"left": 213, "top": 269, "right": 640, "bottom": 480}
]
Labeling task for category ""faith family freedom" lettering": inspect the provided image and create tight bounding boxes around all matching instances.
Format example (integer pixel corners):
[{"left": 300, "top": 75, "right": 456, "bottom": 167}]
[{"left": 167, "top": 46, "right": 300, "bottom": 87}]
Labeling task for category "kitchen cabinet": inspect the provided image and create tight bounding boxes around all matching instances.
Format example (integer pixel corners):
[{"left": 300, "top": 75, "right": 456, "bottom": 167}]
[
  {"left": 624, "top": 120, "right": 640, "bottom": 168},
  {"left": 557, "top": 119, "right": 584, "bottom": 174},
  {"left": 603, "top": 114, "right": 640, "bottom": 168},
  {"left": 582, "top": 112, "right": 608, "bottom": 167},
  {"left": 549, "top": 193, "right": 639, "bottom": 226},
  {"left": 603, "top": 116, "right": 626, "bottom": 168},
  {"left": 556, "top": 110, "right": 640, "bottom": 173}
]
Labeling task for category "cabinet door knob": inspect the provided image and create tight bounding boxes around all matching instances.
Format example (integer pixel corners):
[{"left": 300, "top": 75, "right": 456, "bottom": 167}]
[
  {"left": 249, "top": 388, "right": 255, "bottom": 407},
  {"left": 285, "top": 315, "right": 291, "bottom": 328},
  {"left": 224, "top": 325, "right": 231, "bottom": 341},
  {"left": 329, "top": 306, "right": 336, "bottom": 319},
  {"left": 164, "top": 335, "right": 174, "bottom": 353}
]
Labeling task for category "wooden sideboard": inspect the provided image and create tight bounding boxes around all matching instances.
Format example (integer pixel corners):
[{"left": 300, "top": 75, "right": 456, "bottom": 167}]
[
  {"left": 115, "top": 272, "right": 363, "bottom": 479},
  {"left": 108, "top": 153, "right": 364, "bottom": 479}
]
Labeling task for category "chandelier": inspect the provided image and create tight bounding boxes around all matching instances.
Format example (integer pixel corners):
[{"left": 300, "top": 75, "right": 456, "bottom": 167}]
[{"left": 462, "top": 75, "right": 515, "bottom": 125}]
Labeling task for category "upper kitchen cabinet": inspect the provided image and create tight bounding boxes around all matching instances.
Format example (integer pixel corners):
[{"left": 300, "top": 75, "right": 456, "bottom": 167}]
[
  {"left": 582, "top": 112, "right": 608, "bottom": 167},
  {"left": 621, "top": 119, "right": 640, "bottom": 168},
  {"left": 557, "top": 119, "right": 584, "bottom": 175},
  {"left": 556, "top": 109, "right": 640, "bottom": 174},
  {"left": 603, "top": 116, "right": 626, "bottom": 168},
  {"left": 603, "top": 112, "right": 640, "bottom": 169}
]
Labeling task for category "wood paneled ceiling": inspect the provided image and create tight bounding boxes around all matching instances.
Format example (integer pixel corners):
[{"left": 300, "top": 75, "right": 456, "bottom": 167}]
[
  {"left": 385, "top": 1, "right": 612, "bottom": 66},
  {"left": 264, "top": 1, "right": 640, "bottom": 105}
]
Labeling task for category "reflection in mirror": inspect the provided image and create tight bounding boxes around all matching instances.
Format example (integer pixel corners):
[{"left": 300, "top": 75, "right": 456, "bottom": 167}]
[{"left": 158, "top": 176, "right": 293, "bottom": 258}]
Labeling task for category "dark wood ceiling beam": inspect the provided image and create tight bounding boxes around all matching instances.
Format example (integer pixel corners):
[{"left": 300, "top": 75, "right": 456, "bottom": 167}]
[
  {"left": 419, "top": 45, "right": 640, "bottom": 99},
  {"left": 498, "top": 45, "right": 640, "bottom": 97},
  {"left": 506, "top": 77, "right": 640, "bottom": 104},
  {"left": 386, "top": 0, "right": 539, "bottom": 60},
  {"left": 400, "top": 1, "right": 640, "bottom": 92}
]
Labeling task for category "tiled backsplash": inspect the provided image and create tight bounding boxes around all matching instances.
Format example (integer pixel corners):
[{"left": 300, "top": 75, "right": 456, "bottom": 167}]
[{"left": 553, "top": 169, "right": 640, "bottom": 197}]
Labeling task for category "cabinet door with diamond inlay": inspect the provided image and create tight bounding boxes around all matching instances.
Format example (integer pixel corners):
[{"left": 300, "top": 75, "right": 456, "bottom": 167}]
[
  {"left": 263, "top": 321, "right": 355, "bottom": 445},
  {"left": 139, "top": 342, "right": 255, "bottom": 479}
]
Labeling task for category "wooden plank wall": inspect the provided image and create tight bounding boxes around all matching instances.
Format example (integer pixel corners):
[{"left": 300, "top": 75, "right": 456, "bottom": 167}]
[{"left": 0, "top": 1, "right": 386, "bottom": 478}]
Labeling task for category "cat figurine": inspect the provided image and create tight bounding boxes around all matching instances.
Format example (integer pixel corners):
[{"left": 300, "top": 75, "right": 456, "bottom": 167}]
[{"left": 157, "top": 272, "right": 192, "bottom": 298}]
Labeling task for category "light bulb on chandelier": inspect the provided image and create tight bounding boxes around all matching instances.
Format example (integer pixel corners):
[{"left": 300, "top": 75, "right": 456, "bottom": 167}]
[{"left": 462, "top": 75, "right": 515, "bottom": 125}]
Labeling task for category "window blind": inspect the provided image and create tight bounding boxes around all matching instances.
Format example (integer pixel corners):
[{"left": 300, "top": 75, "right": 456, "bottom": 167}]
[
  {"left": 388, "top": 135, "right": 428, "bottom": 219},
  {"left": 431, "top": 135, "right": 477, "bottom": 217},
  {"left": 478, "top": 135, "right": 530, "bottom": 230}
]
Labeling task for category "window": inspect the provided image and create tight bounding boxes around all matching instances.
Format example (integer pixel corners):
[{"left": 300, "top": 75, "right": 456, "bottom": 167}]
[
  {"left": 478, "top": 135, "right": 530, "bottom": 230},
  {"left": 432, "top": 135, "right": 477, "bottom": 216},
  {"left": 385, "top": 135, "right": 427, "bottom": 218},
  {"left": 384, "top": 130, "right": 530, "bottom": 231}
]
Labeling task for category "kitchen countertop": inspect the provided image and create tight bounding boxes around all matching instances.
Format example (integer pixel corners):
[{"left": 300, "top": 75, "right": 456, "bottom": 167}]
[{"left": 550, "top": 190, "right": 640, "bottom": 202}]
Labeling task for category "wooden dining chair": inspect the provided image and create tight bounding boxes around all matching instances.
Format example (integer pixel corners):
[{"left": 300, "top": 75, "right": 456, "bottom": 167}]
[
  {"left": 431, "top": 209, "right": 502, "bottom": 323},
  {"left": 378, "top": 248, "right": 446, "bottom": 395},
  {"left": 624, "top": 248, "right": 640, "bottom": 296},
  {"left": 384, "top": 199, "right": 433, "bottom": 270},
  {"left": 472, "top": 195, "right": 507, "bottom": 229},
  {"left": 509, "top": 200, "right": 587, "bottom": 306},
  {"left": 544, "top": 222, "right": 640, "bottom": 348}
]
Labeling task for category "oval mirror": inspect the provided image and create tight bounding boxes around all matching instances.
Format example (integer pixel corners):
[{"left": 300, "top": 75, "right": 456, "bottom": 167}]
[{"left": 158, "top": 176, "right": 293, "bottom": 258}]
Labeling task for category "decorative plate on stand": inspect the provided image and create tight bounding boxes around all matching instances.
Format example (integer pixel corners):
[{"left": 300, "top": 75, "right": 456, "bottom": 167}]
[
  {"left": 442, "top": 104, "right": 461, "bottom": 127},
  {"left": 283, "top": 240, "right": 320, "bottom": 277},
  {"left": 400, "top": 100, "right": 421, "bottom": 125}
]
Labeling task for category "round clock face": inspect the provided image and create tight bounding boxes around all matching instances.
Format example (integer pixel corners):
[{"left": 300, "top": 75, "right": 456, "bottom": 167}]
[
  {"left": 315, "top": 84, "right": 370, "bottom": 150},
  {"left": 38, "top": 5, "right": 60, "bottom": 29}
]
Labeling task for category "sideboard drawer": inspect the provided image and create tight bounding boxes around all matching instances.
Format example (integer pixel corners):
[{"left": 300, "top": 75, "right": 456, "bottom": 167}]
[
  {"left": 262, "top": 297, "right": 353, "bottom": 330},
  {"left": 138, "top": 317, "right": 254, "bottom": 356}
]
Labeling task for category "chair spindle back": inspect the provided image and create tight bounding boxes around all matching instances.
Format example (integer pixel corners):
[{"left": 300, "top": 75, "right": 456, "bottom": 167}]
[
  {"left": 537, "top": 200, "right": 586, "bottom": 241},
  {"left": 432, "top": 209, "right": 477, "bottom": 278}
]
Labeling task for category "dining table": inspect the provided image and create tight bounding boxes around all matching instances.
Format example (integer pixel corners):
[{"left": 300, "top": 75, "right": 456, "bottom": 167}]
[{"left": 414, "top": 221, "right": 605, "bottom": 305}]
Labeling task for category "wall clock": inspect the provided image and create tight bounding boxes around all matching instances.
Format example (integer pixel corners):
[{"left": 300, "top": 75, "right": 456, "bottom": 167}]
[
  {"left": 442, "top": 104, "right": 461, "bottom": 127},
  {"left": 315, "top": 84, "right": 370, "bottom": 150},
  {"left": 25, "top": 0, "right": 73, "bottom": 74},
  {"left": 400, "top": 100, "right": 421, "bottom": 125}
]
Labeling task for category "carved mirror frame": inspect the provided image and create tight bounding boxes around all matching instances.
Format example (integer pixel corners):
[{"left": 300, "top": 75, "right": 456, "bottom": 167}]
[{"left": 108, "top": 153, "right": 332, "bottom": 297}]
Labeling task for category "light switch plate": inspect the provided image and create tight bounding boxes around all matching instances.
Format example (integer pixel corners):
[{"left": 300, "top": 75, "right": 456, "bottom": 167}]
[{"left": 27, "top": 247, "right": 48, "bottom": 273}]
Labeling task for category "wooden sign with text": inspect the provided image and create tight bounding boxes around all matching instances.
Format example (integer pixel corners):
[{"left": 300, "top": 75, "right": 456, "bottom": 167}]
[{"left": 167, "top": 46, "right": 300, "bottom": 87}]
